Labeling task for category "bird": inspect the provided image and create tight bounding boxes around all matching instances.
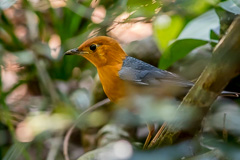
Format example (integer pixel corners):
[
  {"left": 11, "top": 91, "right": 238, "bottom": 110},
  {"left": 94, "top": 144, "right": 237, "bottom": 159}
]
[
  {"left": 65, "top": 36, "right": 238, "bottom": 100},
  {"left": 65, "top": 36, "right": 239, "bottom": 148}
]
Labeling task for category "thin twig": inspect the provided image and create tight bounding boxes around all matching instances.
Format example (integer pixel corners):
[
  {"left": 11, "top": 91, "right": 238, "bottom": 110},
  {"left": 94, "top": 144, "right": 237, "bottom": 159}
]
[
  {"left": 63, "top": 98, "right": 110, "bottom": 160},
  {"left": 223, "top": 113, "right": 228, "bottom": 141}
]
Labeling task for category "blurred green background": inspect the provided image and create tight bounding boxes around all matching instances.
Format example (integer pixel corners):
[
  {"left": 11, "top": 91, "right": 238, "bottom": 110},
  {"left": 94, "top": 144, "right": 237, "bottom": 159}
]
[{"left": 1, "top": 0, "right": 240, "bottom": 159}]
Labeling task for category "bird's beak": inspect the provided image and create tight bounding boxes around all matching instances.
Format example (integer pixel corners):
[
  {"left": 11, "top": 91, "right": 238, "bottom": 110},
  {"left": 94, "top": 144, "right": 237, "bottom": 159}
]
[{"left": 64, "top": 48, "right": 79, "bottom": 55}]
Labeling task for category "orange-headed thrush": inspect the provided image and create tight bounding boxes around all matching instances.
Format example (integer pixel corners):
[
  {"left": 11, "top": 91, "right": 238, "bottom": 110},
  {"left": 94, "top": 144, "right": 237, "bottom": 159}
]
[{"left": 65, "top": 36, "right": 239, "bottom": 102}]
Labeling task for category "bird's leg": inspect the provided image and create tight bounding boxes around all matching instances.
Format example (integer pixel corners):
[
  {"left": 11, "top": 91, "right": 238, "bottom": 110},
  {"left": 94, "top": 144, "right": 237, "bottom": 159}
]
[{"left": 143, "top": 123, "right": 155, "bottom": 149}]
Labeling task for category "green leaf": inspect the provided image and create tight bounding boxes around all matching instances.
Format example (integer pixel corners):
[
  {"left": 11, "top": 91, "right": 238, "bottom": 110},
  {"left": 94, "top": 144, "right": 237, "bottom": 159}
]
[
  {"left": 31, "top": 42, "right": 52, "bottom": 60},
  {"left": 177, "top": 0, "right": 213, "bottom": 15},
  {"left": 70, "top": 89, "right": 91, "bottom": 110},
  {"left": 232, "top": 0, "right": 240, "bottom": 8},
  {"left": 127, "top": 0, "right": 161, "bottom": 17},
  {"left": 154, "top": 15, "right": 184, "bottom": 51},
  {"left": 159, "top": 39, "right": 208, "bottom": 69},
  {"left": 0, "top": 0, "right": 17, "bottom": 9},
  {"left": 15, "top": 50, "right": 34, "bottom": 65},
  {"left": 210, "top": 29, "right": 219, "bottom": 47},
  {"left": 210, "top": 29, "right": 219, "bottom": 41},
  {"left": 3, "top": 142, "right": 29, "bottom": 160},
  {"left": 178, "top": 10, "right": 219, "bottom": 41},
  {"left": 219, "top": 0, "right": 240, "bottom": 14}
]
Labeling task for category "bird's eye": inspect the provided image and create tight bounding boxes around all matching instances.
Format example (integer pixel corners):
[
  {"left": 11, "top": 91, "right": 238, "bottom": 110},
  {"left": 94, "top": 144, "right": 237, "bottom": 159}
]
[{"left": 90, "top": 44, "right": 97, "bottom": 51}]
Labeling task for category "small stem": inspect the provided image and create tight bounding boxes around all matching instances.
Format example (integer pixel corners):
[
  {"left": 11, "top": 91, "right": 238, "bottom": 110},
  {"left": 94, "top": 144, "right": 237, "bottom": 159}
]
[{"left": 223, "top": 113, "right": 228, "bottom": 142}]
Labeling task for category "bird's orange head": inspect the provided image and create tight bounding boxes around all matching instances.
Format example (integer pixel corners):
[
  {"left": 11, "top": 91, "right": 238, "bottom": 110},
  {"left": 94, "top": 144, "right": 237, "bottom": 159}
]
[{"left": 65, "top": 36, "right": 127, "bottom": 67}]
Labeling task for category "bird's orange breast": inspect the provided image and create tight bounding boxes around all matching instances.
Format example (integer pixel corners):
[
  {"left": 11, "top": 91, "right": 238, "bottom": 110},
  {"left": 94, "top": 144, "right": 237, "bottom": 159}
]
[{"left": 97, "top": 64, "right": 126, "bottom": 102}]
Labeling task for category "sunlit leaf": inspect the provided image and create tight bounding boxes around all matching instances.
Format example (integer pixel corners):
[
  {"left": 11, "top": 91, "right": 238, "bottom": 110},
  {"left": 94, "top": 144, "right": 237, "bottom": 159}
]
[
  {"left": 159, "top": 39, "right": 208, "bottom": 69},
  {"left": 154, "top": 15, "right": 184, "bottom": 51},
  {"left": 0, "top": 0, "right": 17, "bottom": 9},
  {"left": 232, "top": 0, "right": 240, "bottom": 8},
  {"left": 219, "top": 0, "right": 240, "bottom": 14},
  {"left": 178, "top": 10, "right": 219, "bottom": 41}
]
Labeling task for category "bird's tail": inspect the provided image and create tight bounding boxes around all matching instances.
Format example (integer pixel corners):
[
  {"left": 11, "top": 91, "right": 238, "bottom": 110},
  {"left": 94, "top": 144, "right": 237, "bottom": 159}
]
[{"left": 221, "top": 91, "right": 240, "bottom": 97}]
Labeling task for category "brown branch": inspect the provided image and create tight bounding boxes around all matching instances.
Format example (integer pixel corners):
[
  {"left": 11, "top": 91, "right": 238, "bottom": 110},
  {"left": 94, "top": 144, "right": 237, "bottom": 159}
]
[{"left": 148, "top": 16, "right": 240, "bottom": 148}]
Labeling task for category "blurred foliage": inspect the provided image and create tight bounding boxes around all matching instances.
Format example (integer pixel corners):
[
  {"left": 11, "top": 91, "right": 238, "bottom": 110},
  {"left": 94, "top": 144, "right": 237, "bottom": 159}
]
[{"left": 0, "top": 0, "right": 240, "bottom": 160}]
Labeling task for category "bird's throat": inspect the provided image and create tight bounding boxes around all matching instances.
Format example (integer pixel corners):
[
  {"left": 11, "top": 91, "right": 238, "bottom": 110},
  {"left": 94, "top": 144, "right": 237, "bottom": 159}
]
[{"left": 97, "top": 65, "right": 126, "bottom": 102}]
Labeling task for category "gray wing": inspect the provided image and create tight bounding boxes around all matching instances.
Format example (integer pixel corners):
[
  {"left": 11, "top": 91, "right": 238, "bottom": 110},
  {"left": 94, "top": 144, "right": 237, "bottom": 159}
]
[
  {"left": 119, "top": 56, "right": 193, "bottom": 87},
  {"left": 119, "top": 57, "right": 240, "bottom": 97}
]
